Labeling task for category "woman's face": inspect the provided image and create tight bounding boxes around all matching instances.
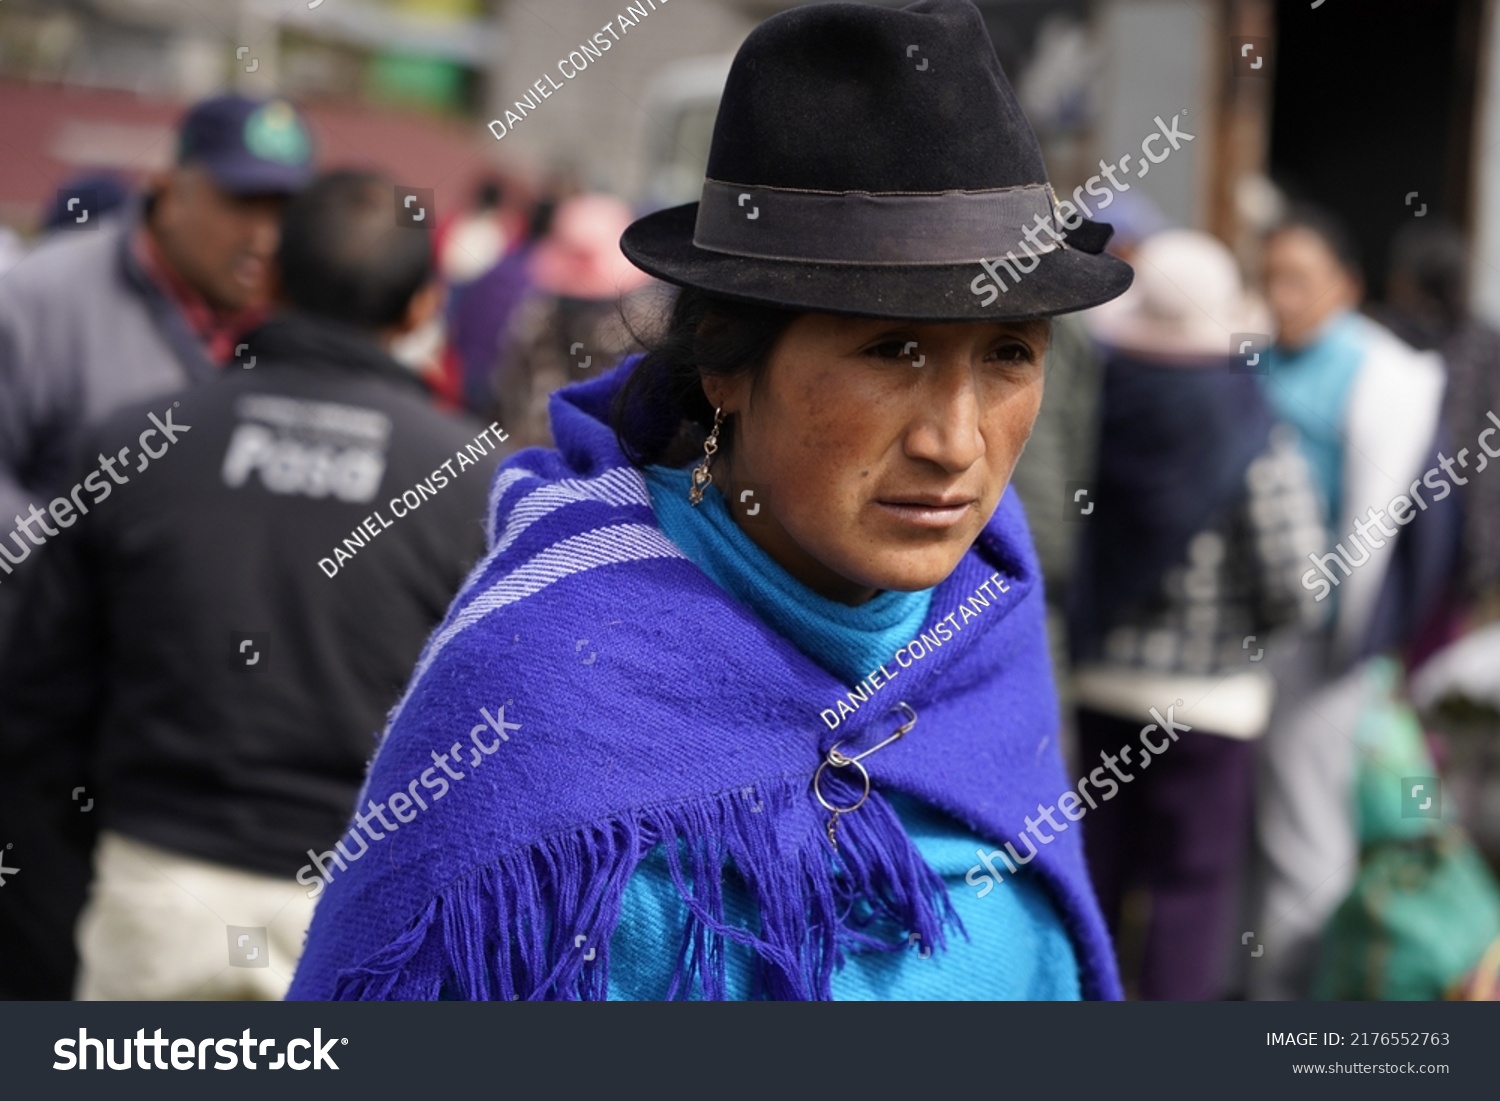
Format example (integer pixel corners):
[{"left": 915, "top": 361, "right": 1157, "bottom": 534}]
[
  {"left": 1263, "top": 227, "right": 1360, "bottom": 350},
  {"left": 704, "top": 313, "right": 1049, "bottom": 605}
]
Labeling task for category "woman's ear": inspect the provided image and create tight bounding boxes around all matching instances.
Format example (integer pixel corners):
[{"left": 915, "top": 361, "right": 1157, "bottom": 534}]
[
  {"left": 699, "top": 370, "right": 752, "bottom": 416},
  {"left": 699, "top": 372, "right": 725, "bottom": 412}
]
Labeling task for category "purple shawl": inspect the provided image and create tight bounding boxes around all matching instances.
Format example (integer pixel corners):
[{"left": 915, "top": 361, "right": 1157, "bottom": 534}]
[{"left": 287, "top": 361, "right": 1121, "bottom": 1001}]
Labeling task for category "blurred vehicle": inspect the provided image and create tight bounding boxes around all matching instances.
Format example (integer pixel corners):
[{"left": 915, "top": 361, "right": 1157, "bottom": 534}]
[{"left": 636, "top": 53, "right": 732, "bottom": 211}]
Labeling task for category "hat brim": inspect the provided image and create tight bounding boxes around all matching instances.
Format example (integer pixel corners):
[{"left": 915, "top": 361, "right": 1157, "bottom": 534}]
[{"left": 621, "top": 203, "right": 1134, "bottom": 322}]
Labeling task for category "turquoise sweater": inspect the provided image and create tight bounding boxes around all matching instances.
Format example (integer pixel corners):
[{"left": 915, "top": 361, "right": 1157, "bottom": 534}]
[
  {"left": 1264, "top": 310, "right": 1364, "bottom": 529},
  {"left": 602, "top": 464, "right": 1082, "bottom": 1000}
]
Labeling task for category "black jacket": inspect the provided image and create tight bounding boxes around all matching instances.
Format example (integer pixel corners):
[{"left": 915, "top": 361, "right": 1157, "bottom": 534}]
[{"left": 0, "top": 314, "right": 504, "bottom": 887}]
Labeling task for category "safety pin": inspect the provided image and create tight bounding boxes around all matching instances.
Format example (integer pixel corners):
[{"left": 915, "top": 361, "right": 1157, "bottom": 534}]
[
  {"left": 827, "top": 701, "right": 917, "bottom": 766},
  {"left": 814, "top": 702, "right": 918, "bottom": 848}
]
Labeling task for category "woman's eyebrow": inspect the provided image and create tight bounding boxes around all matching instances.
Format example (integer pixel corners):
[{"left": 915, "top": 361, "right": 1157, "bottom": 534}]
[{"left": 984, "top": 324, "right": 1048, "bottom": 344}]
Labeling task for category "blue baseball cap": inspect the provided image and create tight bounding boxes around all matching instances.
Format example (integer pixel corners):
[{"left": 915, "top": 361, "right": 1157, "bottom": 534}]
[{"left": 176, "top": 95, "right": 314, "bottom": 195}]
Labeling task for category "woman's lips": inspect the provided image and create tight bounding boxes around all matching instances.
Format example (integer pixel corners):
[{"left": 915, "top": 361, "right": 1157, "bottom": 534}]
[{"left": 875, "top": 498, "right": 978, "bottom": 529}]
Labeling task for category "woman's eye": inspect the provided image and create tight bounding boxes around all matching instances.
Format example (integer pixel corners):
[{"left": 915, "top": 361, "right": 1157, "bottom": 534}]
[
  {"left": 862, "top": 339, "right": 1039, "bottom": 364},
  {"left": 866, "top": 339, "right": 917, "bottom": 360},
  {"left": 990, "top": 342, "right": 1036, "bottom": 364}
]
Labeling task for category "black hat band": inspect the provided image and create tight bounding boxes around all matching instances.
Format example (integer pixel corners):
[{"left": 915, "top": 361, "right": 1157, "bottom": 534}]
[{"left": 692, "top": 178, "right": 1063, "bottom": 267}]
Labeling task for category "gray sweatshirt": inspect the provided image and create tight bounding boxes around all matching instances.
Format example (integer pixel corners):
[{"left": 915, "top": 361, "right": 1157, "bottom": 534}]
[{"left": 0, "top": 206, "right": 215, "bottom": 637}]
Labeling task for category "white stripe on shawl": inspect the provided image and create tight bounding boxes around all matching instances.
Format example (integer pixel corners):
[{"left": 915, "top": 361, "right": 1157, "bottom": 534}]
[
  {"left": 387, "top": 520, "right": 685, "bottom": 727},
  {"left": 482, "top": 464, "right": 647, "bottom": 546},
  {"left": 483, "top": 466, "right": 541, "bottom": 547},
  {"left": 458, "top": 465, "right": 652, "bottom": 611}
]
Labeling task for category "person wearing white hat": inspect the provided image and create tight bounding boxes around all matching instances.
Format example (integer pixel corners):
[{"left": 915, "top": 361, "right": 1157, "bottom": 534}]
[
  {"left": 1069, "top": 229, "right": 1326, "bottom": 999},
  {"left": 490, "top": 193, "right": 656, "bottom": 449}
]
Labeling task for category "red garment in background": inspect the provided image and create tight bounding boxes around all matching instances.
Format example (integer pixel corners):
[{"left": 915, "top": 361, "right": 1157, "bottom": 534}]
[{"left": 133, "top": 227, "right": 267, "bottom": 366}]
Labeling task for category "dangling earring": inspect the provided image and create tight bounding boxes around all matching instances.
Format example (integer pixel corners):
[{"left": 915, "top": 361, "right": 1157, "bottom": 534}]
[{"left": 689, "top": 406, "right": 724, "bottom": 506}]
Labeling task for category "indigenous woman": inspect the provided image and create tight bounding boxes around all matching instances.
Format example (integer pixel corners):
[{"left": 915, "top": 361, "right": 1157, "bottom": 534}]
[{"left": 289, "top": 0, "right": 1133, "bottom": 1001}]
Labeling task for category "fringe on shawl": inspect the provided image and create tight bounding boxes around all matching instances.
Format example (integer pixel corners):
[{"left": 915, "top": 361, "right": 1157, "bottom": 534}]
[{"left": 329, "top": 780, "right": 961, "bottom": 1001}]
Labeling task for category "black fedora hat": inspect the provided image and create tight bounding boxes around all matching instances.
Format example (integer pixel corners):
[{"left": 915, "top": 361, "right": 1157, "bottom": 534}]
[{"left": 621, "top": 0, "right": 1133, "bottom": 322}]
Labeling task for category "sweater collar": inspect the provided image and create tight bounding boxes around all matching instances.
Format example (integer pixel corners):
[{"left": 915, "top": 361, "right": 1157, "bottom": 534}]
[
  {"left": 238, "top": 312, "right": 433, "bottom": 396},
  {"left": 642, "top": 462, "right": 934, "bottom": 686}
]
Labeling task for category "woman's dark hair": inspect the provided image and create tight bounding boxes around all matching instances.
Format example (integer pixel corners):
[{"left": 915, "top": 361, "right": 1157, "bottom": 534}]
[
  {"left": 1387, "top": 220, "right": 1468, "bottom": 332},
  {"left": 278, "top": 169, "right": 433, "bottom": 330},
  {"left": 1267, "top": 202, "right": 1363, "bottom": 280},
  {"left": 610, "top": 285, "right": 800, "bottom": 467}
]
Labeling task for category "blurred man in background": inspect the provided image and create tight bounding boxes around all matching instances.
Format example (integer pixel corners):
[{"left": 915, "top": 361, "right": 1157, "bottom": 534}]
[
  {"left": 1249, "top": 206, "right": 1460, "bottom": 999},
  {"left": 0, "top": 169, "right": 501, "bottom": 999},
  {"left": 0, "top": 93, "right": 314, "bottom": 1000},
  {"left": 0, "top": 94, "right": 314, "bottom": 640},
  {"left": 1008, "top": 191, "right": 1169, "bottom": 764}
]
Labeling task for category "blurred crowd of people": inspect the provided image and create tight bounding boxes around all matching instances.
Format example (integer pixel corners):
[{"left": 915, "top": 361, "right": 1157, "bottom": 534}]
[
  {"left": 1010, "top": 197, "right": 1500, "bottom": 1002},
  {"left": 1, "top": 88, "right": 1497, "bottom": 1004},
  {"left": 0, "top": 92, "right": 651, "bottom": 1001}
]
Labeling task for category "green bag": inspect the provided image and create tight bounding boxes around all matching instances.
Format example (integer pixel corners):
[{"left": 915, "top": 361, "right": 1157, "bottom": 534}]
[
  {"left": 1314, "top": 830, "right": 1500, "bottom": 1000},
  {"left": 1312, "top": 658, "right": 1500, "bottom": 1000}
]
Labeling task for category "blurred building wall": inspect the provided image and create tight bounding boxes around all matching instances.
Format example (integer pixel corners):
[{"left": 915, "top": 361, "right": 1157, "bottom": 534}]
[
  {"left": 0, "top": 0, "right": 500, "bottom": 109},
  {"left": 490, "top": 0, "right": 760, "bottom": 198},
  {"left": 488, "top": 0, "right": 1220, "bottom": 216},
  {"left": 1472, "top": 0, "right": 1500, "bottom": 325},
  {"left": 7, "top": 0, "right": 1500, "bottom": 306},
  {"left": 1092, "top": 0, "right": 1212, "bottom": 229}
]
